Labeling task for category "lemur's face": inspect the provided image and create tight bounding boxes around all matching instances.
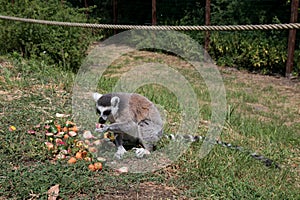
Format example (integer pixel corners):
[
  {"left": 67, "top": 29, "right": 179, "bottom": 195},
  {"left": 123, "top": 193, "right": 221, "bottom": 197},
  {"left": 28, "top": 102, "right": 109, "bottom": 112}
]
[
  {"left": 96, "top": 105, "right": 112, "bottom": 124},
  {"left": 93, "top": 92, "right": 120, "bottom": 124}
]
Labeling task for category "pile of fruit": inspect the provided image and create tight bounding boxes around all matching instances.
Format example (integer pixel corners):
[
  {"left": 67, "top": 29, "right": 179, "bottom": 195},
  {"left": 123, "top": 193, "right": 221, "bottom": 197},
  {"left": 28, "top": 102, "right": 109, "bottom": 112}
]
[
  {"left": 22, "top": 113, "right": 131, "bottom": 173},
  {"left": 30, "top": 117, "right": 104, "bottom": 172}
]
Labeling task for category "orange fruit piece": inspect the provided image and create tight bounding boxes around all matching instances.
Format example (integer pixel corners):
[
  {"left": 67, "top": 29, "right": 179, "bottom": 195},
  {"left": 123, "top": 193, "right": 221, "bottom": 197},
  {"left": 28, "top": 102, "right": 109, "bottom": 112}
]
[
  {"left": 63, "top": 127, "right": 68, "bottom": 133},
  {"left": 63, "top": 134, "right": 69, "bottom": 140},
  {"left": 94, "top": 162, "right": 103, "bottom": 171},
  {"left": 88, "top": 164, "right": 96, "bottom": 171},
  {"left": 69, "top": 126, "right": 78, "bottom": 132},
  {"left": 67, "top": 157, "right": 77, "bottom": 164},
  {"left": 75, "top": 152, "right": 83, "bottom": 160},
  {"left": 55, "top": 124, "right": 61, "bottom": 132}
]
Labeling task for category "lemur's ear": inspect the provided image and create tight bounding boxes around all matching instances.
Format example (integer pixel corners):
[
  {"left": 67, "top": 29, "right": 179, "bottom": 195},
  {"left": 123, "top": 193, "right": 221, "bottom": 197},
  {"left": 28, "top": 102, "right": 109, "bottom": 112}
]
[
  {"left": 93, "top": 92, "right": 102, "bottom": 102},
  {"left": 111, "top": 96, "right": 120, "bottom": 107}
]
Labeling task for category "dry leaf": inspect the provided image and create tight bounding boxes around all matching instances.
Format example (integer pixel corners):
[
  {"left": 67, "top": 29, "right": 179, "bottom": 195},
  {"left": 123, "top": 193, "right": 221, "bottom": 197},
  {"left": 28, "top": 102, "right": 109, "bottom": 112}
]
[
  {"left": 116, "top": 166, "right": 128, "bottom": 174},
  {"left": 47, "top": 184, "right": 59, "bottom": 200}
]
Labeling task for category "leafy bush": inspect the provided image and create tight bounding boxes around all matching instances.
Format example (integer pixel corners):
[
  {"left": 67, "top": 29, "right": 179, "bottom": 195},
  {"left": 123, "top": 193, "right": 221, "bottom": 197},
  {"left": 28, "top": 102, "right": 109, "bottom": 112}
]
[
  {"left": 209, "top": 31, "right": 290, "bottom": 74},
  {"left": 0, "top": 0, "right": 102, "bottom": 71},
  {"left": 178, "top": 0, "right": 299, "bottom": 75}
]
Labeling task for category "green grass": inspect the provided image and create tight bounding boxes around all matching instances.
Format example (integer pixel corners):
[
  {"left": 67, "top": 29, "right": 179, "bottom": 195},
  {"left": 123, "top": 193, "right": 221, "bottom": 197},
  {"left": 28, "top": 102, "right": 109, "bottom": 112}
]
[{"left": 0, "top": 52, "right": 299, "bottom": 199}]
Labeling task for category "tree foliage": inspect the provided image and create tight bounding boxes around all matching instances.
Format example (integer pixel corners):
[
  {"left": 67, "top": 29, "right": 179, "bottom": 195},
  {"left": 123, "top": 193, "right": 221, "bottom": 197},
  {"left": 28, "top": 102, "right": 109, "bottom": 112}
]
[
  {"left": 0, "top": 0, "right": 101, "bottom": 71},
  {"left": 0, "top": 0, "right": 299, "bottom": 74},
  {"left": 167, "top": 0, "right": 299, "bottom": 74}
]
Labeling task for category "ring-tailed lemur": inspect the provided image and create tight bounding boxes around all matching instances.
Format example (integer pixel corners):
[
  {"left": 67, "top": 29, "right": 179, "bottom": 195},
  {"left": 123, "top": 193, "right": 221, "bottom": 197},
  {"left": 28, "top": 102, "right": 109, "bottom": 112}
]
[
  {"left": 93, "top": 92, "right": 280, "bottom": 169},
  {"left": 93, "top": 92, "right": 163, "bottom": 159}
]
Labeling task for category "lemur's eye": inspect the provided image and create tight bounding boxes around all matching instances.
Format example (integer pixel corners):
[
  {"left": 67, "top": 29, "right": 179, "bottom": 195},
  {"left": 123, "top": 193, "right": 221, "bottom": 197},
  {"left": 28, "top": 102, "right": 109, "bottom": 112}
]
[
  {"left": 103, "top": 110, "right": 111, "bottom": 116},
  {"left": 96, "top": 109, "right": 101, "bottom": 115}
]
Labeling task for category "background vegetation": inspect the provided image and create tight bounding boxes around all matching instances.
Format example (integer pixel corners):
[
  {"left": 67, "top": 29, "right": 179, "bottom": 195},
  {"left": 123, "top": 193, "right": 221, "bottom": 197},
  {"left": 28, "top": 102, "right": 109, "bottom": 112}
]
[
  {"left": 0, "top": 0, "right": 299, "bottom": 74},
  {"left": 0, "top": 0, "right": 103, "bottom": 71}
]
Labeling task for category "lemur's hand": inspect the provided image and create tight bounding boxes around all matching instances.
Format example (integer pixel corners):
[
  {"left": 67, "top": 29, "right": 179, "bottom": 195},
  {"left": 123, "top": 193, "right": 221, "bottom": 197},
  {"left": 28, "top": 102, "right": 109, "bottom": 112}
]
[
  {"left": 95, "top": 123, "right": 109, "bottom": 133},
  {"left": 101, "top": 125, "right": 109, "bottom": 132}
]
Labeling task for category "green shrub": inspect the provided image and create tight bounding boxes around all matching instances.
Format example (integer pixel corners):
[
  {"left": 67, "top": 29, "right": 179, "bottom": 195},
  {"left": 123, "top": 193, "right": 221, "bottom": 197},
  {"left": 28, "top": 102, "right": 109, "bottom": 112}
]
[
  {"left": 0, "top": 0, "right": 102, "bottom": 71},
  {"left": 178, "top": 0, "right": 298, "bottom": 75},
  {"left": 209, "top": 31, "right": 289, "bottom": 74}
]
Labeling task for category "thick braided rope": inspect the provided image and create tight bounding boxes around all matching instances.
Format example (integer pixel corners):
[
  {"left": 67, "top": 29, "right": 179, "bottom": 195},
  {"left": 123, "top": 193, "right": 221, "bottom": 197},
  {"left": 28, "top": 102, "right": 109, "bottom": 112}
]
[{"left": 1, "top": 15, "right": 300, "bottom": 31}]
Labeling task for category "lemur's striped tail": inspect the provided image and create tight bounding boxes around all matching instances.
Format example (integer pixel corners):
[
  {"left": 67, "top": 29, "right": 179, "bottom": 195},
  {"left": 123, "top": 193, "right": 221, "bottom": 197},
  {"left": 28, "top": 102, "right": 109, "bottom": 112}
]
[{"left": 164, "top": 134, "right": 280, "bottom": 169}]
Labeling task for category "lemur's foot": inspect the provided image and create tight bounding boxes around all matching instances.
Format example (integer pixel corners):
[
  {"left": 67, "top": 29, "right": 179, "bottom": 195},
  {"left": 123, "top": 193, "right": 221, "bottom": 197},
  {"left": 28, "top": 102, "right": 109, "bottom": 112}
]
[
  {"left": 133, "top": 148, "right": 150, "bottom": 158},
  {"left": 114, "top": 146, "right": 127, "bottom": 159}
]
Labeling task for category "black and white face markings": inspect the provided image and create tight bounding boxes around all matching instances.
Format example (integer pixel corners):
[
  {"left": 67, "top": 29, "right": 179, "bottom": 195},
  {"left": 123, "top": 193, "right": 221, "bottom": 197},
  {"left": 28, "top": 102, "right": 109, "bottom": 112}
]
[
  {"left": 93, "top": 93, "right": 113, "bottom": 124},
  {"left": 96, "top": 106, "right": 112, "bottom": 124}
]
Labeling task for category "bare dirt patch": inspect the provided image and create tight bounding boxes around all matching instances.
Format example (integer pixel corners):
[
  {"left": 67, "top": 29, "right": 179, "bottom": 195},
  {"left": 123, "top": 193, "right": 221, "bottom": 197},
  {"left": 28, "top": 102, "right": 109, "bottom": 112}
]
[
  {"left": 221, "top": 67, "right": 300, "bottom": 101},
  {"left": 221, "top": 67, "right": 300, "bottom": 126},
  {"left": 99, "top": 181, "right": 187, "bottom": 200}
]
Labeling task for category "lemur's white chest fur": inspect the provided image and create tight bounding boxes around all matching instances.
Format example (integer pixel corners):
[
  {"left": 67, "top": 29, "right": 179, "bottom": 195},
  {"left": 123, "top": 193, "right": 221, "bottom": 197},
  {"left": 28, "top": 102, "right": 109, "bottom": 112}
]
[{"left": 93, "top": 92, "right": 163, "bottom": 159}]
